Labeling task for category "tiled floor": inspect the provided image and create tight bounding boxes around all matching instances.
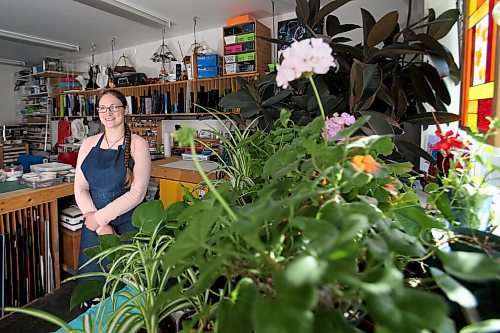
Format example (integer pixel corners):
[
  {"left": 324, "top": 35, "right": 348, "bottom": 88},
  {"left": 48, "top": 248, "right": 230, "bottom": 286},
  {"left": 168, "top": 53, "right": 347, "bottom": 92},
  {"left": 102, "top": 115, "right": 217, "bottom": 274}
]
[{"left": 0, "top": 281, "right": 79, "bottom": 333}]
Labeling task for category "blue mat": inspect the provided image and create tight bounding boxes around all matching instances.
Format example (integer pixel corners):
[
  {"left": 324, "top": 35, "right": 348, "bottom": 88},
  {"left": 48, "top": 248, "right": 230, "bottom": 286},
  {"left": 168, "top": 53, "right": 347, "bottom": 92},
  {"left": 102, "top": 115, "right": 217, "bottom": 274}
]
[{"left": 55, "top": 286, "right": 139, "bottom": 332}]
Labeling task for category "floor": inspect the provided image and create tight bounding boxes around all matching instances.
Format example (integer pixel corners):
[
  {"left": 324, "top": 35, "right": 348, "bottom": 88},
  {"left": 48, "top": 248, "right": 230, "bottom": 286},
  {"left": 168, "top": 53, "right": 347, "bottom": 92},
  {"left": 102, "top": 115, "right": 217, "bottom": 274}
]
[{"left": 0, "top": 281, "right": 79, "bottom": 333}]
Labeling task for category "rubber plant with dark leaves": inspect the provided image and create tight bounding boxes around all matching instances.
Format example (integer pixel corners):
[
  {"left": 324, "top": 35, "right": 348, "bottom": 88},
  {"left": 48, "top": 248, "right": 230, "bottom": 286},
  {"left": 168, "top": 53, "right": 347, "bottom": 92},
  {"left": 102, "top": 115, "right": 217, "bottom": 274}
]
[{"left": 219, "top": 0, "right": 461, "bottom": 166}]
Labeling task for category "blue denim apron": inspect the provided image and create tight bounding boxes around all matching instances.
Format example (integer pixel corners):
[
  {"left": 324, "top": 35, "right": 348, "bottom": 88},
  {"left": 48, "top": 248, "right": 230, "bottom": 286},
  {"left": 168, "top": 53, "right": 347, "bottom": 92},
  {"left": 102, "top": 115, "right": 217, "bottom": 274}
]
[{"left": 78, "top": 134, "right": 137, "bottom": 278}]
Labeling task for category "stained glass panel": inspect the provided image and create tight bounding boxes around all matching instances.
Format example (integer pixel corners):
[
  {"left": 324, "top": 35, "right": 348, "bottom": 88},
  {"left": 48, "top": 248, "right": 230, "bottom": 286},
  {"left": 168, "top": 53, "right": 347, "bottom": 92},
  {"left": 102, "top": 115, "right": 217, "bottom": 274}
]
[
  {"left": 473, "top": 15, "right": 489, "bottom": 85},
  {"left": 477, "top": 99, "right": 492, "bottom": 130}
]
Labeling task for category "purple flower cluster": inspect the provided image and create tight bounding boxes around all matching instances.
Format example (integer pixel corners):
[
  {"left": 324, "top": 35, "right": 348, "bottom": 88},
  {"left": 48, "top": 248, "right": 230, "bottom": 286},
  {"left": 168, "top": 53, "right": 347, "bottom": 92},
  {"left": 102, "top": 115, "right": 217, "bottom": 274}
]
[
  {"left": 323, "top": 112, "right": 356, "bottom": 140},
  {"left": 276, "top": 38, "right": 338, "bottom": 89}
]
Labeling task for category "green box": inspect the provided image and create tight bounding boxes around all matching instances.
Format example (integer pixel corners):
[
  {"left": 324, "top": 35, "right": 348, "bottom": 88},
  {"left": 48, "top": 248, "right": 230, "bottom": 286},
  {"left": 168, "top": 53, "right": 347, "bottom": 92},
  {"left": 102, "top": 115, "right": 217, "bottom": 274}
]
[
  {"left": 236, "top": 33, "right": 255, "bottom": 43},
  {"left": 237, "top": 52, "right": 255, "bottom": 62}
]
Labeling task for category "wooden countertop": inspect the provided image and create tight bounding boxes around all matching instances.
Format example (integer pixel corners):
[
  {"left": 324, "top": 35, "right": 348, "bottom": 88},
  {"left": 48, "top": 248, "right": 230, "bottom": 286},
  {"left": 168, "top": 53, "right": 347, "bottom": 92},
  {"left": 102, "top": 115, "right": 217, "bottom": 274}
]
[
  {"left": 151, "top": 157, "right": 217, "bottom": 183},
  {"left": 0, "top": 182, "right": 74, "bottom": 214}
]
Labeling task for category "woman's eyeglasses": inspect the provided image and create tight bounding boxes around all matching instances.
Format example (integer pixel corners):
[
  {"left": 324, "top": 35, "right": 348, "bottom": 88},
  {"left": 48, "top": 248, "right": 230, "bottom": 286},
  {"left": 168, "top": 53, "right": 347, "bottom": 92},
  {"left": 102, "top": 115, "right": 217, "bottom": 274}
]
[{"left": 97, "top": 105, "right": 125, "bottom": 113}]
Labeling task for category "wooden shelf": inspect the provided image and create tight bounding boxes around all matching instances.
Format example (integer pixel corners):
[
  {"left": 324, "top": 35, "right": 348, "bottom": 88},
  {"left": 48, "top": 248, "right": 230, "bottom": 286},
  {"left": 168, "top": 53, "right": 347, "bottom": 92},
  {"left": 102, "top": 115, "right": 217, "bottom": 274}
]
[
  {"left": 126, "top": 112, "right": 239, "bottom": 118},
  {"left": 30, "top": 71, "right": 82, "bottom": 79}
]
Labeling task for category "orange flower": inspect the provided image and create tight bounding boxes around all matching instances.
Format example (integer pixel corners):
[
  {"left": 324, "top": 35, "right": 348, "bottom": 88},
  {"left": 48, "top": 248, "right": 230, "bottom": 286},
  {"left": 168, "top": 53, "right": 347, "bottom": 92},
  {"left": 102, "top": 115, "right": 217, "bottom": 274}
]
[{"left": 351, "top": 155, "right": 380, "bottom": 174}]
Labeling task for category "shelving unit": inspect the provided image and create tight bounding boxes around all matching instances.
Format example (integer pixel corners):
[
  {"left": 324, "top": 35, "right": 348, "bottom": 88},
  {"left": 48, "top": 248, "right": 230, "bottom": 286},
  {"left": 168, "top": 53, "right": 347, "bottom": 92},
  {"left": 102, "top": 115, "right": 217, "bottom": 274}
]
[
  {"left": 14, "top": 71, "right": 81, "bottom": 155},
  {"left": 51, "top": 73, "right": 258, "bottom": 117},
  {"left": 222, "top": 20, "right": 271, "bottom": 76}
]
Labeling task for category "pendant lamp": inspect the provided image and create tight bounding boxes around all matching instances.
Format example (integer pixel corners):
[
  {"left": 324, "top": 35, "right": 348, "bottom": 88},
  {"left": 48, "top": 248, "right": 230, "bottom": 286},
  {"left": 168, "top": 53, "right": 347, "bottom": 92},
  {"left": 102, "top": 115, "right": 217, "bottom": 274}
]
[{"left": 150, "top": 28, "right": 177, "bottom": 82}]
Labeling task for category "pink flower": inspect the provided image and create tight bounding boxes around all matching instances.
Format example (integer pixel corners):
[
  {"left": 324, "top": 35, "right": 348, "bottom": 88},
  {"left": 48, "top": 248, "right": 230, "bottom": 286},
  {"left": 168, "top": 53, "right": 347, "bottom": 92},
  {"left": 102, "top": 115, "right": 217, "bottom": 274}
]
[
  {"left": 323, "top": 112, "right": 356, "bottom": 141},
  {"left": 276, "top": 38, "right": 337, "bottom": 89}
]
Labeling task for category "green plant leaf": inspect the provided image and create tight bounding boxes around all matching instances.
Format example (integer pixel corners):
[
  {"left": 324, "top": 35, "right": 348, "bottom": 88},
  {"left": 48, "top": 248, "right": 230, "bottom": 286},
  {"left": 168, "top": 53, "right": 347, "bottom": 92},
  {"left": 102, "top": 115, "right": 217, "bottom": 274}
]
[
  {"left": 313, "top": 309, "right": 363, "bottom": 333},
  {"left": 409, "top": 64, "right": 436, "bottom": 107},
  {"left": 70, "top": 279, "right": 104, "bottom": 310},
  {"left": 173, "top": 126, "right": 196, "bottom": 147},
  {"left": 420, "top": 63, "right": 451, "bottom": 105},
  {"left": 165, "top": 201, "right": 189, "bottom": 221},
  {"left": 218, "top": 278, "right": 258, "bottom": 333},
  {"left": 385, "top": 162, "right": 413, "bottom": 175},
  {"left": 296, "top": 0, "right": 310, "bottom": 25},
  {"left": 404, "top": 112, "right": 460, "bottom": 125},
  {"left": 262, "top": 89, "right": 293, "bottom": 107},
  {"left": 262, "top": 147, "right": 302, "bottom": 178},
  {"left": 5, "top": 307, "right": 74, "bottom": 331},
  {"left": 361, "top": 8, "right": 376, "bottom": 46},
  {"left": 358, "top": 111, "right": 395, "bottom": 136},
  {"left": 395, "top": 139, "right": 436, "bottom": 164},
  {"left": 366, "top": 288, "right": 449, "bottom": 333},
  {"left": 430, "top": 267, "right": 477, "bottom": 308},
  {"left": 460, "top": 320, "right": 500, "bottom": 333},
  {"left": 428, "top": 9, "right": 459, "bottom": 40},
  {"left": 312, "top": 0, "right": 353, "bottom": 28},
  {"left": 132, "top": 200, "right": 166, "bottom": 234},
  {"left": 393, "top": 205, "right": 444, "bottom": 232},
  {"left": 253, "top": 275, "right": 317, "bottom": 333},
  {"left": 367, "top": 11, "right": 399, "bottom": 47},
  {"left": 438, "top": 251, "right": 500, "bottom": 282},
  {"left": 219, "top": 90, "right": 256, "bottom": 108},
  {"left": 285, "top": 256, "right": 328, "bottom": 286}
]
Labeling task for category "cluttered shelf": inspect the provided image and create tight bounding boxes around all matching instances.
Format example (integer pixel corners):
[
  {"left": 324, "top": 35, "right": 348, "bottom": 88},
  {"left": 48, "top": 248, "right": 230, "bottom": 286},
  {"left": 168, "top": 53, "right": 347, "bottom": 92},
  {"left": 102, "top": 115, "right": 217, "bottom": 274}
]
[
  {"left": 51, "top": 72, "right": 259, "bottom": 97},
  {"left": 126, "top": 112, "right": 239, "bottom": 118}
]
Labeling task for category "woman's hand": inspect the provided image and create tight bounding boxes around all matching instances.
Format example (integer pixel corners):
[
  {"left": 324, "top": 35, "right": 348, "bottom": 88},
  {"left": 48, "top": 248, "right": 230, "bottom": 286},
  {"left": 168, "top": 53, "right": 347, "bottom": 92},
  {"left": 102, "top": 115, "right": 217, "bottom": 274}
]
[
  {"left": 97, "top": 225, "right": 115, "bottom": 235},
  {"left": 83, "top": 212, "right": 100, "bottom": 231}
]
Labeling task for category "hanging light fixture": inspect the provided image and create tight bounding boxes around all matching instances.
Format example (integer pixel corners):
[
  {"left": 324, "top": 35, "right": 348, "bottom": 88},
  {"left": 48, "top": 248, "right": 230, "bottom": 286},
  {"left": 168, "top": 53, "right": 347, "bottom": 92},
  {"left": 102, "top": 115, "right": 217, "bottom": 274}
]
[{"left": 150, "top": 28, "right": 177, "bottom": 82}]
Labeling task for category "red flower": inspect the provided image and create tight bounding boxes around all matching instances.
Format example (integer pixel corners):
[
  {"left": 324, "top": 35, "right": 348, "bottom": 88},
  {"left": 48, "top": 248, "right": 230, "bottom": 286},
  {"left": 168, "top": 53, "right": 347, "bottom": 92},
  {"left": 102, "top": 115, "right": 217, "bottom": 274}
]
[{"left": 430, "top": 130, "right": 464, "bottom": 154}]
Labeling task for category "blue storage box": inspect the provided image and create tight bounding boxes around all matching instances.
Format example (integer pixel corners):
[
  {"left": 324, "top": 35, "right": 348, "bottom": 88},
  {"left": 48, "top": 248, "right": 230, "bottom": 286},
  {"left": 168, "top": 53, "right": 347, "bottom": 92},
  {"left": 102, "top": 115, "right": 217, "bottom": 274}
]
[
  {"left": 197, "top": 66, "right": 219, "bottom": 78},
  {"left": 17, "top": 154, "right": 48, "bottom": 173},
  {"left": 197, "top": 54, "right": 219, "bottom": 67},
  {"left": 243, "top": 23, "right": 255, "bottom": 32}
]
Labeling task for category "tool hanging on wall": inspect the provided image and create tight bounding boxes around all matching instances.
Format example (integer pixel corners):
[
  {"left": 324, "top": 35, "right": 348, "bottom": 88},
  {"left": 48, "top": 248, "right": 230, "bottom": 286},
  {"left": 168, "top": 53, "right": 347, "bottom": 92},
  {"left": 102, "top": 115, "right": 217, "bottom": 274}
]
[
  {"left": 107, "top": 38, "right": 116, "bottom": 88},
  {"left": 86, "top": 43, "right": 99, "bottom": 90}
]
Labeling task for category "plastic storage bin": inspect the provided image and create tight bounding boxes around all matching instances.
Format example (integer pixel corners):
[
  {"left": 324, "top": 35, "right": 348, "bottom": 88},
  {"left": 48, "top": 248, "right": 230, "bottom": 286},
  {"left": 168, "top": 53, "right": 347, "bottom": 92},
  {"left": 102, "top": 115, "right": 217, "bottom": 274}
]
[
  {"left": 31, "top": 162, "right": 73, "bottom": 173},
  {"left": 236, "top": 33, "right": 255, "bottom": 43},
  {"left": 197, "top": 54, "right": 219, "bottom": 67},
  {"left": 224, "top": 44, "right": 243, "bottom": 54},
  {"left": 239, "top": 63, "right": 255, "bottom": 72},
  {"left": 197, "top": 66, "right": 219, "bottom": 78},
  {"left": 224, "top": 36, "right": 237, "bottom": 44},
  {"left": 243, "top": 23, "right": 255, "bottom": 32},
  {"left": 243, "top": 41, "right": 255, "bottom": 51},
  {"left": 237, "top": 52, "right": 255, "bottom": 62},
  {"left": 17, "top": 154, "right": 48, "bottom": 173},
  {"left": 224, "top": 55, "right": 237, "bottom": 63},
  {"left": 225, "top": 63, "right": 240, "bottom": 74}
]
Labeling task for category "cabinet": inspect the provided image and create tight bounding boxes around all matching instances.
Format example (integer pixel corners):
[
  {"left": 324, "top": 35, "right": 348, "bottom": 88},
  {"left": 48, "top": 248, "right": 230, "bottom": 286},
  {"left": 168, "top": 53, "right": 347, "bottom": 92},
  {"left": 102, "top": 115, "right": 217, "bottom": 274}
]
[
  {"left": 60, "top": 228, "right": 81, "bottom": 274},
  {"left": 223, "top": 20, "right": 271, "bottom": 76}
]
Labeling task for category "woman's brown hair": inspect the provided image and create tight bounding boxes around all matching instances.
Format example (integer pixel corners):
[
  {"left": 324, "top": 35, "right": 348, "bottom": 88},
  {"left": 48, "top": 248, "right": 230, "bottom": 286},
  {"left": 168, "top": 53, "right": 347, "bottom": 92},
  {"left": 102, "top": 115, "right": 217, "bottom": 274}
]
[{"left": 98, "top": 89, "right": 133, "bottom": 187}]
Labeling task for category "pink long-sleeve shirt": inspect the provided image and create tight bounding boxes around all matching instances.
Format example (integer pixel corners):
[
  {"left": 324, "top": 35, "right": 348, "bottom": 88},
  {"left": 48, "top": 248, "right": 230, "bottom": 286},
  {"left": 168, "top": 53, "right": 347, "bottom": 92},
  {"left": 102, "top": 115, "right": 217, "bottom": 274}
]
[{"left": 74, "top": 133, "right": 151, "bottom": 227}]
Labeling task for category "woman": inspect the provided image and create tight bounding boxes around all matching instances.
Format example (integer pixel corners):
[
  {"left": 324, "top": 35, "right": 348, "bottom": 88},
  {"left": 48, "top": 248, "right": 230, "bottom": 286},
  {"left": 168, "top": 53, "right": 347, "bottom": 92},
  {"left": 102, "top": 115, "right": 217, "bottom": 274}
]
[{"left": 74, "top": 89, "right": 151, "bottom": 277}]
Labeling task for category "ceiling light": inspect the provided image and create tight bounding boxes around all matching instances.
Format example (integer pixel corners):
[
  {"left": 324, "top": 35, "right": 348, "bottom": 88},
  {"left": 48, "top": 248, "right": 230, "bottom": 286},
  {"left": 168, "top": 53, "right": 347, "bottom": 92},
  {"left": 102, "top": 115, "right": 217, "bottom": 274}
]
[
  {"left": 0, "top": 29, "right": 80, "bottom": 52},
  {"left": 73, "top": 0, "right": 172, "bottom": 28},
  {"left": 0, "top": 57, "right": 27, "bottom": 67}
]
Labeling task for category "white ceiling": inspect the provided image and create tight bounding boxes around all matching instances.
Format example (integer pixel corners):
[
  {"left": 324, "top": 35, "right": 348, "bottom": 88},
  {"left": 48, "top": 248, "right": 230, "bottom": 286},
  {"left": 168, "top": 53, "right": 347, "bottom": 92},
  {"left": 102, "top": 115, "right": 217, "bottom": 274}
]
[{"left": 0, "top": 0, "right": 296, "bottom": 66}]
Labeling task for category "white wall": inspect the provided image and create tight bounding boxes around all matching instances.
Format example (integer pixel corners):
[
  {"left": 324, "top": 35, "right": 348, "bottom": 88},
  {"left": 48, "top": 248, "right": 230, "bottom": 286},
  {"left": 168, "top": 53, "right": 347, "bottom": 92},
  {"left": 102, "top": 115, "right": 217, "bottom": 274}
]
[{"left": 0, "top": 64, "right": 23, "bottom": 124}]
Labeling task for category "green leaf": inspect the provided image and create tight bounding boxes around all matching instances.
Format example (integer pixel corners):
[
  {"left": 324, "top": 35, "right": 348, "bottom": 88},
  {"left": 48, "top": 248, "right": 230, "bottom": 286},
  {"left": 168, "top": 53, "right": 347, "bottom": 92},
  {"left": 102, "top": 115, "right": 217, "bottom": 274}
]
[
  {"left": 131, "top": 200, "right": 166, "bottom": 234},
  {"left": 312, "top": 0, "right": 353, "bottom": 28},
  {"left": 162, "top": 203, "right": 222, "bottom": 267},
  {"left": 409, "top": 64, "right": 436, "bottom": 106},
  {"left": 262, "top": 147, "right": 302, "bottom": 178},
  {"left": 262, "top": 89, "right": 293, "bottom": 107},
  {"left": 5, "top": 307, "right": 74, "bottom": 331},
  {"left": 367, "top": 11, "right": 399, "bottom": 47},
  {"left": 358, "top": 111, "right": 396, "bottom": 136},
  {"left": 395, "top": 139, "right": 436, "bottom": 164},
  {"left": 393, "top": 205, "right": 444, "bottom": 231},
  {"left": 296, "top": 0, "right": 310, "bottom": 25},
  {"left": 70, "top": 280, "right": 104, "bottom": 310},
  {"left": 404, "top": 112, "right": 460, "bottom": 125},
  {"left": 165, "top": 201, "right": 189, "bottom": 221},
  {"left": 438, "top": 251, "right": 500, "bottom": 282},
  {"left": 380, "top": 227, "right": 426, "bottom": 257},
  {"left": 285, "top": 256, "right": 328, "bottom": 286},
  {"left": 460, "top": 320, "right": 500, "bottom": 333},
  {"left": 219, "top": 90, "right": 256, "bottom": 108},
  {"left": 218, "top": 278, "right": 258, "bottom": 333},
  {"left": 335, "top": 115, "right": 370, "bottom": 140},
  {"left": 366, "top": 288, "right": 449, "bottom": 333},
  {"left": 435, "top": 191, "right": 456, "bottom": 221},
  {"left": 428, "top": 9, "right": 459, "bottom": 40},
  {"left": 361, "top": 8, "right": 376, "bottom": 46},
  {"left": 173, "top": 126, "right": 196, "bottom": 147},
  {"left": 430, "top": 267, "right": 477, "bottom": 308},
  {"left": 385, "top": 162, "right": 413, "bottom": 175},
  {"left": 374, "top": 44, "right": 424, "bottom": 58},
  {"left": 313, "top": 309, "right": 363, "bottom": 333},
  {"left": 253, "top": 275, "right": 317, "bottom": 333},
  {"left": 421, "top": 63, "right": 451, "bottom": 105}
]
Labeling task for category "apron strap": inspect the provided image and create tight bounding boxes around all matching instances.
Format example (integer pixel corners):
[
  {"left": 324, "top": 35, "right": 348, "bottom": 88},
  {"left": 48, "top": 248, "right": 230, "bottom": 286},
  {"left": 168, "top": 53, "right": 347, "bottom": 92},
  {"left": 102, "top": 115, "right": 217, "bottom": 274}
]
[{"left": 95, "top": 133, "right": 106, "bottom": 148}]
